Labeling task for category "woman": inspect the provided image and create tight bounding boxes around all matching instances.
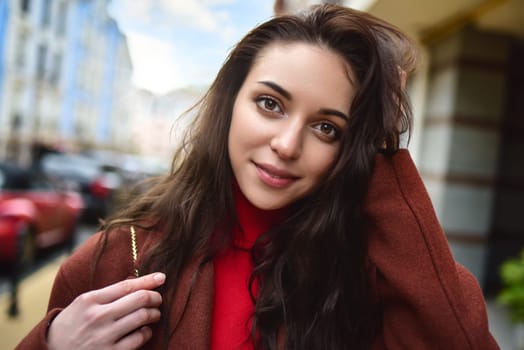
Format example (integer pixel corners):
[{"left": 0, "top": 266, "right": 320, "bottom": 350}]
[{"left": 18, "top": 4, "right": 498, "bottom": 350}]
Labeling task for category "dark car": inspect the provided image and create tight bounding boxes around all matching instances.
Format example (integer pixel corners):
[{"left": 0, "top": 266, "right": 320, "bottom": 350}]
[
  {"left": 0, "top": 162, "right": 84, "bottom": 316},
  {"left": 39, "top": 153, "right": 122, "bottom": 222}
]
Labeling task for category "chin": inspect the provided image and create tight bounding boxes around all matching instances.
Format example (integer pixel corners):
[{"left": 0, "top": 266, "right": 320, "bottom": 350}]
[
  {"left": 253, "top": 199, "right": 286, "bottom": 211},
  {"left": 246, "top": 193, "right": 289, "bottom": 211}
]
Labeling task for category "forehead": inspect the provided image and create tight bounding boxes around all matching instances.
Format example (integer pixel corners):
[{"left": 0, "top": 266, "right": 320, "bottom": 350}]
[{"left": 245, "top": 42, "right": 357, "bottom": 110}]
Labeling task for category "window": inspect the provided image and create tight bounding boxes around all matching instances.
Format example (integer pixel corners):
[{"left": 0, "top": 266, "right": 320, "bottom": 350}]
[
  {"left": 49, "top": 53, "right": 62, "bottom": 84},
  {"left": 21, "top": 0, "right": 30, "bottom": 14},
  {"left": 11, "top": 114, "right": 22, "bottom": 131},
  {"left": 15, "top": 32, "right": 27, "bottom": 70},
  {"left": 36, "top": 44, "right": 47, "bottom": 80},
  {"left": 56, "top": 2, "right": 67, "bottom": 36},
  {"left": 30, "top": 175, "right": 54, "bottom": 191},
  {"left": 40, "top": 0, "right": 51, "bottom": 28}
]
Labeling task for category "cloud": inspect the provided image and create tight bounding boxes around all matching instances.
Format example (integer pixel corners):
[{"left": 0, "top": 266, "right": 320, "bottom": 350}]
[
  {"left": 111, "top": 0, "right": 237, "bottom": 42},
  {"left": 202, "top": 0, "right": 237, "bottom": 5},
  {"left": 109, "top": 0, "right": 155, "bottom": 28},
  {"left": 161, "top": 1, "right": 218, "bottom": 30},
  {"left": 161, "top": 0, "right": 237, "bottom": 41},
  {"left": 126, "top": 32, "right": 223, "bottom": 94},
  {"left": 126, "top": 33, "right": 180, "bottom": 94},
  {"left": 109, "top": 0, "right": 272, "bottom": 93}
]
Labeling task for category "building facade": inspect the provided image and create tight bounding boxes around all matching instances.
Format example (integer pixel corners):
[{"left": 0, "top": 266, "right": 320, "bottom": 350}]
[
  {"left": 0, "top": 0, "right": 8, "bottom": 117},
  {"left": 126, "top": 86, "right": 204, "bottom": 159},
  {"left": 0, "top": 0, "right": 132, "bottom": 165},
  {"left": 59, "top": 0, "right": 132, "bottom": 152}
]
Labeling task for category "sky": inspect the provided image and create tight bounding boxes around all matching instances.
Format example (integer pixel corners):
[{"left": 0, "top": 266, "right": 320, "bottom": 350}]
[{"left": 108, "top": 0, "right": 275, "bottom": 95}]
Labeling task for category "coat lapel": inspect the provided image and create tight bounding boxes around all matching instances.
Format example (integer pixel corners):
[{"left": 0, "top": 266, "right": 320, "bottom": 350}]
[{"left": 168, "top": 259, "right": 215, "bottom": 349}]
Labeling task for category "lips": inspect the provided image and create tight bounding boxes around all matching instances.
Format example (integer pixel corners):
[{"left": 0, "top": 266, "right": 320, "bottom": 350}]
[{"left": 253, "top": 162, "right": 299, "bottom": 188}]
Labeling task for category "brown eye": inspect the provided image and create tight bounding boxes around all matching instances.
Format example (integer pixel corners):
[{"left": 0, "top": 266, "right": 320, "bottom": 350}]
[
  {"left": 256, "top": 96, "right": 283, "bottom": 114},
  {"left": 313, "top": 122, "right": 340, "bottom": 140},
  {"left": 264, "top": 99, "right": 277, "bottom": 110}
]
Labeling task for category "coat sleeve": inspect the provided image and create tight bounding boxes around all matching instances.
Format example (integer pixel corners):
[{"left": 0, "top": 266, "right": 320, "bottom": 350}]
[
  {"left": 364, "top": 150, "right": 499, "bottom": 349},
  {"left": 15, "top": 230, "right": 134, "bottom": 350},
  {"left": 14, "top": 266, "right": 78, "bottom": 350}
]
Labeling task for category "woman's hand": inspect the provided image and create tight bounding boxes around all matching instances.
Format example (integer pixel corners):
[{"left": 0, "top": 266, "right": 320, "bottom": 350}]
[{"left": 47, "top": 272, "right": 166, "bottom": 350}]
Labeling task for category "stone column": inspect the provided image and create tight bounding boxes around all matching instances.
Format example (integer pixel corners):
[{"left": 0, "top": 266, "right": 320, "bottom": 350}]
[{"left": 418, "top": 27, "right": 510, "bottom": 286}]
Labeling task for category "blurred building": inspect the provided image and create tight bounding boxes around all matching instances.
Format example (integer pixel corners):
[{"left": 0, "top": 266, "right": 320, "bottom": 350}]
[
  {"left": 0, "top": 0, "right": 132, "bottom": 165},
  {"left": 274, "top": 0, "right": 524, "bottom": 293},
  {"left": 0, "top": 1, "right": 7, "bottom": 118},
  {"left": 59, "top": 0, "right": 133, "bottom": 153},
  {"left": 126, "top": 86, "right": 205, "bottom": 159}
]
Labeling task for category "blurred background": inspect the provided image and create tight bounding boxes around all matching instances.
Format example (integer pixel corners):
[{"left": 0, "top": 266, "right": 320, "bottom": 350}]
[{"left": 0, "top": 0, "right": 523, "bottom": 348}]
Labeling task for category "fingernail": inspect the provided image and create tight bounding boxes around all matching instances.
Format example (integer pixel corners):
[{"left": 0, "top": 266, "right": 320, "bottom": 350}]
[{"left": 154, "top": 273, "right": 166, "bottom": 283}]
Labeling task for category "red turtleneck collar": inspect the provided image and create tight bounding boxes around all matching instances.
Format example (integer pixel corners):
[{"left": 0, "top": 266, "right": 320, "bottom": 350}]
[
  {"left": 231, "top": 181, "right": 287, "bottom": 248},
  {"left": 211, "top": 183, "right": 287, "bottom": 350}
]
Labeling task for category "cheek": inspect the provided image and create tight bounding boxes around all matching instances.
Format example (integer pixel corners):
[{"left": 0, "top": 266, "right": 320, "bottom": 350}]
[
  {"left": 229, "top": 114, "right": 249, "bottom": 153},
  {"left": 306, "top": 146, "right": 339, "bottom": 181},
  {"left": 230, "top": 103, "right": 268, "bottom": 148},
  {"left": 229, "top": 103, "right": 260, "bottom": 163}
]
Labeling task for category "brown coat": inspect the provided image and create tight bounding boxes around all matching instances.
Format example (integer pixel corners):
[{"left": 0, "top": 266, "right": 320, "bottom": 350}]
[{"left": 16, "top": 150, "right": 499, "bottom": 349}]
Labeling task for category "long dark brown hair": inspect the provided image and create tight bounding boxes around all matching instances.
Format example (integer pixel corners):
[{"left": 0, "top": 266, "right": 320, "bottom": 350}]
[{"left": 102, "top": 4, "right": 417, "bottom": 349}]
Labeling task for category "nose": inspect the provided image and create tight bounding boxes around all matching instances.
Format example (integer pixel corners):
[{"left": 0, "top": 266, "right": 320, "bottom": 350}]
[{"left": 270, "top": 122, "right": 303, "bottom": 160}]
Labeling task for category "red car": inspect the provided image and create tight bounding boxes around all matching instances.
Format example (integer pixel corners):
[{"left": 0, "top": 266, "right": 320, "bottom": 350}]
[
  {"left": 0, "top": 162, "right": 84, "bottom": 268},
  {"left": 1, "top": 162, "right": 84, "bottom": 316}
]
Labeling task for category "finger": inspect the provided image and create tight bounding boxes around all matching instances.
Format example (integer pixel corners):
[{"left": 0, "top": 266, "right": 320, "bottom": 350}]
[
  {"left": 112, "top": 307, "right": 161, "bottom": 339},
  {"left": 91, "top": 272, "right": 165, "bottom": 304},
  {"left": 114, "top": 326, "right": 153, "bottom": 350},
  {"left": 108, "top": 289, "right": 162, "bottom": 320},
  {"left": 111, "top": 308, "right": 161, "bottom": 344}
]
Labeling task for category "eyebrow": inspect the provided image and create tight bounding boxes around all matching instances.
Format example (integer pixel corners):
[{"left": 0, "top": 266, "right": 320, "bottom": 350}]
[
  {"left": 319, "top": 108, "right": 349, "bottom": 121},
  {"left": 257, "top": 80, "right": 349, "bottom": 121},
  {"left": 258, "top": 81, "right": 292, "bottom": 100}
]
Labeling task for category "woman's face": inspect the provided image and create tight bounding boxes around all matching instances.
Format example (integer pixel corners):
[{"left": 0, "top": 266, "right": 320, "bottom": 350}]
[{"left": 228, "top": 42, "right": 357, "bottom": 210}]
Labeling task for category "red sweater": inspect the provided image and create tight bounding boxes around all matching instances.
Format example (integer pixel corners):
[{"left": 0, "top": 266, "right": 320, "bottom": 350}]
[{"left": 211, "top": 185, "right": 286, "bottom": 350}]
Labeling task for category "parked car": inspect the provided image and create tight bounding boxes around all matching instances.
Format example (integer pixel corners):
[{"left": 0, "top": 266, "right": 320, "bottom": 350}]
[
  {"left": 39, "top": 153, "right": 122, "bottom": 222},
  {"left": 0, "top": 162, "right": 84, "bottom": 316}
]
